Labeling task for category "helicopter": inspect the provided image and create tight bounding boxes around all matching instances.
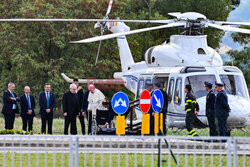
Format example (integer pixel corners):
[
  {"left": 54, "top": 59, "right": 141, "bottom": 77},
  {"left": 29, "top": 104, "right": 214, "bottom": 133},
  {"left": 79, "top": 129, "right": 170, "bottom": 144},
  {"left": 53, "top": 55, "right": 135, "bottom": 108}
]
[{"left": 1, "top": 0, "right": 250, "bottom": 131}]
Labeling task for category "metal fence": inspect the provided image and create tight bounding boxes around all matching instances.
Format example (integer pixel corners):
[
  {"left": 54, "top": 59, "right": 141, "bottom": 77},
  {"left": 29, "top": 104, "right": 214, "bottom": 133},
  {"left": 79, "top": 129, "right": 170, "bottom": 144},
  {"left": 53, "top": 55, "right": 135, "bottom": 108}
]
[{"left": 0, "top": 135, "right": 249, "bottom": 167}]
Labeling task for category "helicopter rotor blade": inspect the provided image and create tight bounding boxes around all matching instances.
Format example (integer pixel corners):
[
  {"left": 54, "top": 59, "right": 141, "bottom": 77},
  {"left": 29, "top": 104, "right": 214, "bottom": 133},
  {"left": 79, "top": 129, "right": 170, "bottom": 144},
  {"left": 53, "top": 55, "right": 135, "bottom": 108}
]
[
  {"left": 105, "top": 0, "right": 113, "bottom": 17},
  {"left": 71, "top": 22, "right": 184, "bottom": 43},
  {"left": 208, "top": 23, "right": 250, "bottom": 34},
  {"left": 214, "top": 21, "right": 250, "bottom": 26},
  {"left": 95, "top": 30, "right": 104, "bottom": 65},
  {"left": 0, "top": 18, "right": 173, "bottom": 24}
]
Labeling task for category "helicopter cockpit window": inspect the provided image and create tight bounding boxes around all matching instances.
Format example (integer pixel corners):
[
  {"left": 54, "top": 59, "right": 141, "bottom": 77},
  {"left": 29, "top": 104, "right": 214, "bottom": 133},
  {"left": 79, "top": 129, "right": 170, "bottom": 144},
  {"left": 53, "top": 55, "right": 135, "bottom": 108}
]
[
  {"left": 174, "top": 78, "right": 182, "bottom": 104},
  {"left": 185, "top": 75, "right": 216, "bottom": 98},
  {"left": 198, "top": 48, "right": 206, "bottom": 54},
  {"left": 220, "top": 75, "right": 248, "bottom": 98}
]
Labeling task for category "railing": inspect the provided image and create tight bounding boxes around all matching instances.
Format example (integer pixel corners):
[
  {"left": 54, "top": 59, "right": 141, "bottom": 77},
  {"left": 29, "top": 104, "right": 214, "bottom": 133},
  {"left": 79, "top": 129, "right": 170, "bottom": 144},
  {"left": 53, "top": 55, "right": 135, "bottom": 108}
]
[{"left": 0, "top": 135, "right": 249, "bottom": 167}]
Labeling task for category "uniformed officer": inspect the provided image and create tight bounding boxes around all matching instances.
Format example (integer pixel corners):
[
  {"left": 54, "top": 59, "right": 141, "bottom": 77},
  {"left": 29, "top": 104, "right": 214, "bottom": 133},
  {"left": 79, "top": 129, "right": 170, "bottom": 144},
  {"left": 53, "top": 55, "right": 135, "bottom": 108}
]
[
  {"left": 184, "top": 84, "right": 199, "bottom": 137},
  {"left": 215, "top": 83, "right": 231, "bottom": 136},
  {"left": 204, "top": 81, "right": 218, "bottom": 136}
]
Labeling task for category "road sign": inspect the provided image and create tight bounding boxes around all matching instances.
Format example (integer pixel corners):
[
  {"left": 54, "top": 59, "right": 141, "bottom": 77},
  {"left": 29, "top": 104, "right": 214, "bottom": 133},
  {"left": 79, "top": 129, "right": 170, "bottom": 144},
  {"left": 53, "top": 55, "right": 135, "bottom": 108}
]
[
  {"left": 152, "top": 89, "right": 164, "bottom": 113},
  {"left": 139, "top": 90, "right": 151, "bottom": 113},
  {"left": 111, "top": 92, "right": 129, "bottom": 115}
]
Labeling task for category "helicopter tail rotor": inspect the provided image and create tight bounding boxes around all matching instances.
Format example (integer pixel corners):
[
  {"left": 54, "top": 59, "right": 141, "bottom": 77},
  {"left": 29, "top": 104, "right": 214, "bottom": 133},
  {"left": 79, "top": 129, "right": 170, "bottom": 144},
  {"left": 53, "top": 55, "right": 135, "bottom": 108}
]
[{"left": 94, "top": 0, "right": 114, "bottom": 65}]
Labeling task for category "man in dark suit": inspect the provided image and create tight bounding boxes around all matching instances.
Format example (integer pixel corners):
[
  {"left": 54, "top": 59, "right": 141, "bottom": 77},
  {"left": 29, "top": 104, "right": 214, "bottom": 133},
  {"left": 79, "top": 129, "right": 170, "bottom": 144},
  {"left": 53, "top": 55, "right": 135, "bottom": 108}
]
[
  {"left": 204, "top": 81, "right": 217, "bottom": 136},
  {"left": 82, "top": 89, "right": 90, "bottom": 134},
  {"left": 72, "top": 78, "right": 85, "bottom": 135},
  {"left": 39, "top": 83, "right": 56, "bottom": 134},
  {"left": 63, "top": 84, "right": 79, "bottom": 135},
  {"left": 20, "top": 86, "right": 36, "bottom": 132},
  {"left": 1, "top": 82, "right": 19, "bottom": 130},
  {"left": 215, "top": 83, "right": 231, "bottom": 136}
]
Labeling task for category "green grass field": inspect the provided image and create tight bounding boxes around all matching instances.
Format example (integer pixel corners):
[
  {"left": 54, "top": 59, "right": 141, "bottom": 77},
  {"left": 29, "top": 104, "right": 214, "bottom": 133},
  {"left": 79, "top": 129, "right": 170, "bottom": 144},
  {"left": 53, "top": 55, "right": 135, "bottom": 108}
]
[
  {"left": 0, "top": 116, "right": 249, "bottom": 136},
  {"left": 0, "top": 152, "right": 249, "bottom": 167}
]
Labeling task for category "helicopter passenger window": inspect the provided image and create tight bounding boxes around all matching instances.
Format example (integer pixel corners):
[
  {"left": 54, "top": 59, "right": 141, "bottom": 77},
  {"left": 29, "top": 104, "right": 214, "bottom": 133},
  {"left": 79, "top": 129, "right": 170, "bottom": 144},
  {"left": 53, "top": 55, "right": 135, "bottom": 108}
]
[
  {"left": 167, "top": 78, "right": 174, "bottom": 102},
  {"left": 185, "top": 75, "right": 216, "bottom": 98},
  {"left": 220, "top": 75, "right": 248, "bottom": 98},
  {"left": 174, "top": 78, "right": 182, "bottom": 105},
  {"left": 137, "top": 78, "right": 145, "bottom": 98}
]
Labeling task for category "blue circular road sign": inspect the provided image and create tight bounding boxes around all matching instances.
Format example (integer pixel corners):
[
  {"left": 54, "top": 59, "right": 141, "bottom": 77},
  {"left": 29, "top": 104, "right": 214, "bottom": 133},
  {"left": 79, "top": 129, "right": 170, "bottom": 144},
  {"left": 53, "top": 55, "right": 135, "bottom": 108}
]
[
  {"left": 111, "top": 92, "right": 129, "bottom": 115},
  {"left": 152, "top": 89, "right": 164, "bottom": 113}
]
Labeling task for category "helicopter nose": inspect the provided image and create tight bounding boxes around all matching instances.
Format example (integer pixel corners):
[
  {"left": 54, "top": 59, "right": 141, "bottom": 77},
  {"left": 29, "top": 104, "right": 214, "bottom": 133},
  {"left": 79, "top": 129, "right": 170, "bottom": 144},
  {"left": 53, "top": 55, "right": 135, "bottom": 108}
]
[{"left": 227, "top": 95, "right": 250, "bottom": 127}]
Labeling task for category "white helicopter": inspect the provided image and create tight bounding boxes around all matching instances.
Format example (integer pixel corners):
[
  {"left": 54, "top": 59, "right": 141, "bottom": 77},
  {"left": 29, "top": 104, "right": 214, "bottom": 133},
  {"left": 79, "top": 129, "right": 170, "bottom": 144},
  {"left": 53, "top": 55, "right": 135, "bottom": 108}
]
[{"left": 1, "top": 0, "right": 250, "bottom": 131}]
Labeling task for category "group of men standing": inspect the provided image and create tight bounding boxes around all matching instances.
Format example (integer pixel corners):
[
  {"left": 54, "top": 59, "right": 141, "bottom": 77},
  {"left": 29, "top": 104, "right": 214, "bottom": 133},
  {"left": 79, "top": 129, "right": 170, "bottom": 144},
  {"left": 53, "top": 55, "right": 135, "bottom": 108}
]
[
  {"left": 1, "top": 79, "right": 107, "bottom": 135},
  {"left": 185, "top": 82, "right": 231, "bottom": 137},
  {"left": 2, "top": 82, "right": 56, "bottom": 134},
  {"left": 1, "top": 79, "right": 231, "bottom": 137},
  {"left": 62, "top": 79, "right": 106, "bottom": 135}
]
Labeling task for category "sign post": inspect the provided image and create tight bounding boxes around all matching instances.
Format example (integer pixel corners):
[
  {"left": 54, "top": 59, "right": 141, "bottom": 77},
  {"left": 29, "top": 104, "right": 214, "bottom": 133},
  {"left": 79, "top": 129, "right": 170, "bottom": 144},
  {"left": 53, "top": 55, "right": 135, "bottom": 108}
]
[
  {"left": 140, "top": 90, "right": 151, "bottom": 135},
  {"left": 111, "top": 92, "right": 129, "bottom": 135},
  {"left": 151, "top": 89, "right": 164, "bottom": 134}
]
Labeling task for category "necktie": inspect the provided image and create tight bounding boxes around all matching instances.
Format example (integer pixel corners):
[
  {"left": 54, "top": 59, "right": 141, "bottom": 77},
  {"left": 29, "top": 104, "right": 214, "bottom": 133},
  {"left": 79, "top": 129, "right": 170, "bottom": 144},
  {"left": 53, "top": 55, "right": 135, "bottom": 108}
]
[
  {"left": 27, "top": 95, "right": 31, "bottom": 110},
  {"left": 11, "top": 92, "right": 17, "bottom": 109},
  {"left": 47, "top": 92, "right": 50, "bottom": 108}
]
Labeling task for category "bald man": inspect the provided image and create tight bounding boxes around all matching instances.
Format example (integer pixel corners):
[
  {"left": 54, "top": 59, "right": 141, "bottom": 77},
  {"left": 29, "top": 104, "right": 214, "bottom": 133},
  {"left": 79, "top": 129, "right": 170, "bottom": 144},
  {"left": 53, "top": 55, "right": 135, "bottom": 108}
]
[
  {"left": 20, "top": 86, "right": 36, "bottom": 132},
  {"left": 62, "top": 84, "right": 80, "bottom": 135}
]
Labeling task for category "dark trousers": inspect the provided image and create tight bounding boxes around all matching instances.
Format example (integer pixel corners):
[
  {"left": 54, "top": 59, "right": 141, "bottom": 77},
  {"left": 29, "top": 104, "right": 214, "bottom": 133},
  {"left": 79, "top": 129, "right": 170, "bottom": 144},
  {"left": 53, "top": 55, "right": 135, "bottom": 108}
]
[
  {"left": 64, "top": 115, "right": 77, "bottom": 135},
  {"left": 107, "top": 109, "right": 129, "bottom": 124},
  {"left": 185, "top": 111, "right": 198, "bottom": 136},
  {"left": 206, "top": 111, "right": 218, "bottom": 136},
  {"left": 162, "top": 112, "right": 167, "bottom": 135},
  {"left": 78, "top": 115, "right": 85, "bottom": 135},
  {"left": 4, "top": 113, "right": 15, "bottom": 130},
  {"left": 149, "top": 113, "right": 154, "bottom": 135},
  {"left": 22, "top": 115, "right": 34, "bottom": 131},
  {"left": 216, "top": 115, "right": 228, "bottom": 136},
  {"left": 86, "top": 111, "right": 92, "bottom": 135},
  {"left": 41, "top": 113, "right": 53, "bottom": 134}
]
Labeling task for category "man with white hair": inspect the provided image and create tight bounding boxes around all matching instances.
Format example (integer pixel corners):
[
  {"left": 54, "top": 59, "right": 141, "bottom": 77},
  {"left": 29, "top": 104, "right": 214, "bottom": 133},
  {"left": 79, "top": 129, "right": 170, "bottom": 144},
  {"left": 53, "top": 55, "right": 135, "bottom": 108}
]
[
  {"left": 87, "top": 84, "right": 105, "bottom": 133},
  {"left": 1, "top": 82, "right": 19, "bottom": 130},
  {"left": 20, "top": 86, "right": 36, "bottom": 132},
  {"left": 62, "top": 84, "right": 80, "bottom": 135}
]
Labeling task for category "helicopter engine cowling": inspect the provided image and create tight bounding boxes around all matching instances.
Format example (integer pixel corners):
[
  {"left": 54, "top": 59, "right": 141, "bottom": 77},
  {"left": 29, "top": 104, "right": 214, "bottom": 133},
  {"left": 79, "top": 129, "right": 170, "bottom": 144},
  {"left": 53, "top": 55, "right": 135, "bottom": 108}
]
[{"left": 144, "top": 35, "right": 223, "bottom": 67}]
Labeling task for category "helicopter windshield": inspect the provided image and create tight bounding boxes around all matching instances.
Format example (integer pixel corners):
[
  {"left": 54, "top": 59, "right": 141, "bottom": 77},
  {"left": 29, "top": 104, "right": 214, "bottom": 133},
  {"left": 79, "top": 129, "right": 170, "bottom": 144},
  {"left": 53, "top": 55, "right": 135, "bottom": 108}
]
[
  {"left": 185, "top": 75, "right": 216, "bottom": 98},
  {"left": 220, "top": 75, "right": 248, "bottom": 98}
]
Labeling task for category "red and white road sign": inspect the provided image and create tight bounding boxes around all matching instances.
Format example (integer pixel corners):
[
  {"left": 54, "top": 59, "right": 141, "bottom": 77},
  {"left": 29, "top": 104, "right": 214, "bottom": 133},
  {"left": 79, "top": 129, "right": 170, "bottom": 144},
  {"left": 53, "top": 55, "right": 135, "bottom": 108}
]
[{"left": 139, "top": 90, "right": 151, "bottom": 113}]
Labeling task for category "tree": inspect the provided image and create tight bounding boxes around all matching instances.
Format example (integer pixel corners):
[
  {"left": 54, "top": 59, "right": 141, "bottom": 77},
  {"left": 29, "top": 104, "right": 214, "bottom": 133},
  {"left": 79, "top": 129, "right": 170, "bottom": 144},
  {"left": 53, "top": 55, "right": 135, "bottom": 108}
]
[{"left": 226, "top": 26, "right": 250, "bottom": 89}]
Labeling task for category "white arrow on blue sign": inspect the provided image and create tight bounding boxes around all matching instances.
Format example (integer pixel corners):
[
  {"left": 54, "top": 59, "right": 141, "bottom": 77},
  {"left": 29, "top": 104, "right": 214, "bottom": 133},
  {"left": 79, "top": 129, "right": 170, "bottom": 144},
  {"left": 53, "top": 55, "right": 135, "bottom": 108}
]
[
  {"left": 111, "top": 92, "right": 129, "bottom": 115},
  {"left": 152, "top": 89, "right": 164, "bottom": 113}
]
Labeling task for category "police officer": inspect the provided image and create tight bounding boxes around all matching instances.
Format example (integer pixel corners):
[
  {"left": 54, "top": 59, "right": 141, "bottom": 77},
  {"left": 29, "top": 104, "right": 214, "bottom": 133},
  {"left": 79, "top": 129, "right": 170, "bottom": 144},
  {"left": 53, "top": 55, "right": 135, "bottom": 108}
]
[
  {"left": 184, "top": 84, "right": 199, "bottom": 137},
  {"left": 215, "top": 83, "right": 231, "bottom": 136},
  {"left": 204, "top": 81, "right": 218, "bottom": 136}
]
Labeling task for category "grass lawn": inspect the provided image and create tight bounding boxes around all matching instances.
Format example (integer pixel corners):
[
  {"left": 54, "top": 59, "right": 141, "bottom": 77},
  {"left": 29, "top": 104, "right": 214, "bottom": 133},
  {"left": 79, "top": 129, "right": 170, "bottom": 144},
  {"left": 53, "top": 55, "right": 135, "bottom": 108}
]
[
  {"left": 0, "top": 116, "right": 249, "bottom": 136},
  {"left": 0, "top": 152, "right": 249, "bottom": 167}
]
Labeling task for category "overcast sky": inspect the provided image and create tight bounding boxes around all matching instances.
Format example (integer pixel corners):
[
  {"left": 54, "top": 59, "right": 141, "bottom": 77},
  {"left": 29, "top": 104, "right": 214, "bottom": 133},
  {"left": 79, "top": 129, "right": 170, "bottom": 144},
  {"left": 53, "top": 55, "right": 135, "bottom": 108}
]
[{"left": 221, "top": 0, "right": 250, "bottom": 50}]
